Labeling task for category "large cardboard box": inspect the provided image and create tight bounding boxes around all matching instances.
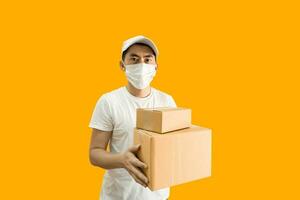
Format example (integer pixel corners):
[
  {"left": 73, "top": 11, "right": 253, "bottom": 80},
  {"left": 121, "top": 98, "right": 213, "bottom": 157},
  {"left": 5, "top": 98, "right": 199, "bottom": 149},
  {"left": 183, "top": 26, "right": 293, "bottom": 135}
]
[
  {"left": 134, "top": 125, "right": 212, "bottom": 191},
  {"left": 136, "top": 107, "right": 191, "bottom": 133}
]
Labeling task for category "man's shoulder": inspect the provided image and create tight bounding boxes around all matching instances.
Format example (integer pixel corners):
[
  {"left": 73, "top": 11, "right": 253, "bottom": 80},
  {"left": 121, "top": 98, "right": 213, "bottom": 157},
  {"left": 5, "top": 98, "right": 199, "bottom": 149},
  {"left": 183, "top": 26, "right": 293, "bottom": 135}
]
[{"left": 98, "top": 86, "right": 124, "bottom": 103}]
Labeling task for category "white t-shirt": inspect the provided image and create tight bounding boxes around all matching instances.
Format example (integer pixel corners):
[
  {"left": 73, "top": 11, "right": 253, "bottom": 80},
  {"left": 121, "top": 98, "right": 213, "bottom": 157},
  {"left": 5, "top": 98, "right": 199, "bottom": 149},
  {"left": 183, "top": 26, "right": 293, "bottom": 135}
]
[{"left": 89, "top": 86, "right": 177, "bottom": 200}]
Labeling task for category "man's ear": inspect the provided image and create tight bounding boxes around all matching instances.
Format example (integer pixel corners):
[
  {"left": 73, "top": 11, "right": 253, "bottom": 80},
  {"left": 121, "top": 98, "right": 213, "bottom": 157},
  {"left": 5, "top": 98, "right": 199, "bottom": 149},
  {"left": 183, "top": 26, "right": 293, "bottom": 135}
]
[
  {"left": 155, "top": 63, "right": 158, "bottom": 70},
  {"left": 119, "top": 61, "right": 125, "bottom": 71}
]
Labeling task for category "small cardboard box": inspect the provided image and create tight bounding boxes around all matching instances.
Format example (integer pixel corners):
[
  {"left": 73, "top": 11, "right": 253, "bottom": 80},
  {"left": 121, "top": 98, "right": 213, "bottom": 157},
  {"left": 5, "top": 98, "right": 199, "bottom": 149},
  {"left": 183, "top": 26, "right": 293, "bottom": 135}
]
[
  {"left": 136, "top": 107, "right": 191, "bottom": 133},
  {"left": 134, "top": 125, "right": 212, "bottom": 191}
]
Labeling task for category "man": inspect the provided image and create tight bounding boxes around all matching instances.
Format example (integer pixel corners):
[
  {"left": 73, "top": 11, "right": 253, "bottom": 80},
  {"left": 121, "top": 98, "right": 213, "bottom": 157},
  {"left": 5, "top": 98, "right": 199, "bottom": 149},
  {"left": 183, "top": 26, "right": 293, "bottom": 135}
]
[{"left": 89, "top": 35, "right": 176, "bottom": 200}]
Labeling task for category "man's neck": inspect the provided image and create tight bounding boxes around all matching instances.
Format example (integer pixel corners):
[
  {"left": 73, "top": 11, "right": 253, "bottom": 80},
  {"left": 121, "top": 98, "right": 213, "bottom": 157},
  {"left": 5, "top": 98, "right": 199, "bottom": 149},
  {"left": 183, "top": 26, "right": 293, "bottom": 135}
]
[{"left": 126, "top": 83, "right": 151, "bottom": 98}]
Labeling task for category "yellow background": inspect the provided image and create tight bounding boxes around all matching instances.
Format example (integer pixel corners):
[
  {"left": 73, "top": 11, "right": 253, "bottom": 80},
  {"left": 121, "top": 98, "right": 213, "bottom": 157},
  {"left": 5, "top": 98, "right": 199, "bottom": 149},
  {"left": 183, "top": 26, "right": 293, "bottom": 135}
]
[{"left": 1, "top": 0, "right": 299, "bottom": 199}]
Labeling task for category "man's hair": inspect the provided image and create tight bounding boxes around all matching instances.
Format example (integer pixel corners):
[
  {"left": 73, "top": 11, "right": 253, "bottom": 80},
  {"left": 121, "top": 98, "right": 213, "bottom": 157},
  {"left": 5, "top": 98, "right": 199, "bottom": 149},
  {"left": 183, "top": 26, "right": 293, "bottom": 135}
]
[{"left": 122, "top": 43, "right": 156, "bottom": 61}]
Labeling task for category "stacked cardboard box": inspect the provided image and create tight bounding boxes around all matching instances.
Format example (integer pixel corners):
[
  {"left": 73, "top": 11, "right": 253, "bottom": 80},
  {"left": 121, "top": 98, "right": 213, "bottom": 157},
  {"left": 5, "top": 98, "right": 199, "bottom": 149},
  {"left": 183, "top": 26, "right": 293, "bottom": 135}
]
[{"left": 134, "top": 107, "right": 212, "bottom": 191}]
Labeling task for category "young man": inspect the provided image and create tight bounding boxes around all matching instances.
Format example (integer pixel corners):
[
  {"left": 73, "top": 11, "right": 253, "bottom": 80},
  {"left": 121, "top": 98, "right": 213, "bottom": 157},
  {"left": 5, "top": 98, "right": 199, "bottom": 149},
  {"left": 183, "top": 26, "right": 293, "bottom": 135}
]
[{"left": 89, "top": 35, "right": 176, "bottom": 200}]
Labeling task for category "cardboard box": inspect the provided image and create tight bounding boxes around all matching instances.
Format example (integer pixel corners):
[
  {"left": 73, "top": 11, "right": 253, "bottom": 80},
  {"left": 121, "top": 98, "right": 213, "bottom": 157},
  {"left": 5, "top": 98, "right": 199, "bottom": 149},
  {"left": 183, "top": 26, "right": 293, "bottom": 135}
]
[
  {"left": 134, "top": 125, "right": 212, "bottom": 191},
  {"left": 136, "top": 107, "right": 191, "bottom": 133}
]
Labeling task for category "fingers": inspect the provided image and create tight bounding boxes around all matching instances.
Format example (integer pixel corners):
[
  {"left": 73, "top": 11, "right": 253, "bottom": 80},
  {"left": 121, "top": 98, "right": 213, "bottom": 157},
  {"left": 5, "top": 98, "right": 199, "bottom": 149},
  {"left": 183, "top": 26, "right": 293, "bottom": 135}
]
[
  {"left": 128, "top": 165, "right": 148, "bottom": 186},
  {"left": 124, "top": 145, "right": 149, "bottom": 187},
  {"left": 128, "top": 170, "right": 147, "bottom": 188},
  {"left": 131, "top": 156, "right": 147, "bottom": 169},
  {"left": 128, "top": 144, "right": 141, "bottom": 153}
]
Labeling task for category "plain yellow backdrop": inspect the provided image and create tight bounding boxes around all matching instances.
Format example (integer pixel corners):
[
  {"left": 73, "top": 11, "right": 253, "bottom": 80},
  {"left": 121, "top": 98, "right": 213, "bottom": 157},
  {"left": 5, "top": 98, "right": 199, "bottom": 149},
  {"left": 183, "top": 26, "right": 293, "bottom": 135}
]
[{"left": 0, "top": 0, "right": 299, "bottom": 199}]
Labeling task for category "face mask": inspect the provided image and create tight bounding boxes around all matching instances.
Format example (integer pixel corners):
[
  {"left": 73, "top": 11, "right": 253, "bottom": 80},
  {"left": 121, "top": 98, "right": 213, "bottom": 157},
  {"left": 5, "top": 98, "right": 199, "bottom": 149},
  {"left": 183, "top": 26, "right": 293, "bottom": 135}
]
[{"left": 123, "top": 62, "right": 157, "bottom": 89}]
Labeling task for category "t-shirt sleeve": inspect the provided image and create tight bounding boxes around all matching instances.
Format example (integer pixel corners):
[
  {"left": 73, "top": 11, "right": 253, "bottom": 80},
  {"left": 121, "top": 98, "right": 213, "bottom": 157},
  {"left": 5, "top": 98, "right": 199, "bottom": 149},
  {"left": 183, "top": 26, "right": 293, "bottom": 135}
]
[
  {"left": 88, "top": 95, "right": 114, "bottom": 132},
  {"left": 168, "top": 95, "right": 177, "bottom": 108}
]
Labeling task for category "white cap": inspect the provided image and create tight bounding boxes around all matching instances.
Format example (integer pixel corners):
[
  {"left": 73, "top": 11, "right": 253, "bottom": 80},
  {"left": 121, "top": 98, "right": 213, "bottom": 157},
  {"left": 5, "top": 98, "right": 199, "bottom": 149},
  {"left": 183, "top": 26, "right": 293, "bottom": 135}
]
[{"left": 121, "top": 35, "right": 159, "bottom": 60}]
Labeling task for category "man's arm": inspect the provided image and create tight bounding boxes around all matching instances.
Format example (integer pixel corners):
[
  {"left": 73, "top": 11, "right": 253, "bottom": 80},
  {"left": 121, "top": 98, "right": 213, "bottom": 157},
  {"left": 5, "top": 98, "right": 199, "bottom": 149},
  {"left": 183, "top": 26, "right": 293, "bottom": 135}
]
[
  {"left": 89, "top": 128, "right": 124, "bottom": 169},
  {"left": 89, "top": 128, "right": 149, "bottom": 187}
]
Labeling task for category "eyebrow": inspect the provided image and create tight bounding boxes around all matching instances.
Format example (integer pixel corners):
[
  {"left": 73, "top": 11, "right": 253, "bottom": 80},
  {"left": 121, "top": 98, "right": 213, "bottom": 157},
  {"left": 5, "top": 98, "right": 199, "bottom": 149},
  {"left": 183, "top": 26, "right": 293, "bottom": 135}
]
[
  {"left": 129, "top": 53, "right": 154, "bottom": 58},
  {"left": 144, "top": 54, "right": 154, "bottom": 58}
]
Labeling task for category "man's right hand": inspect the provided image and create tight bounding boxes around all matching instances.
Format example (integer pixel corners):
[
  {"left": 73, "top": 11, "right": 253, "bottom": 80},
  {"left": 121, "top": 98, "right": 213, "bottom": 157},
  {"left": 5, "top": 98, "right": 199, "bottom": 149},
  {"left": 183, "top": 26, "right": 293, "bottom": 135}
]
[{"left": 121, "top": 144, "right": 148, "bottom": 187}]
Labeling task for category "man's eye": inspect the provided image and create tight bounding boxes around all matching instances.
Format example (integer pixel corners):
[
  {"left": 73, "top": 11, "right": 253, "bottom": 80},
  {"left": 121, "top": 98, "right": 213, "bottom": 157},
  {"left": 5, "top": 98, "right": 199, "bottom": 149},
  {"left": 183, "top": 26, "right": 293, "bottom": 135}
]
[{"left": 131, "top": 58, "right": 137, "bottom": 61}]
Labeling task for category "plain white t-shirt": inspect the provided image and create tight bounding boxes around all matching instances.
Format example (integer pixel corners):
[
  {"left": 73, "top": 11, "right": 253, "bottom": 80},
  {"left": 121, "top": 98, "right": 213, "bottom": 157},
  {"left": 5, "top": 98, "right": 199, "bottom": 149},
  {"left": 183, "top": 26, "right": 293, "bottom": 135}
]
[{"left": 89, "top": 86, "right": 177, "bottom": 200}]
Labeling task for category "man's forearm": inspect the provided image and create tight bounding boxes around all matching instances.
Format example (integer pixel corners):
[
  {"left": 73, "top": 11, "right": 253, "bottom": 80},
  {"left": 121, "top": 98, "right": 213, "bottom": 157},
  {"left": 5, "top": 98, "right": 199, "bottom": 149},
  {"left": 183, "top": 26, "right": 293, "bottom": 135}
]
[{"left": 90, "top": 148, "right": 124, "bottom": 169}]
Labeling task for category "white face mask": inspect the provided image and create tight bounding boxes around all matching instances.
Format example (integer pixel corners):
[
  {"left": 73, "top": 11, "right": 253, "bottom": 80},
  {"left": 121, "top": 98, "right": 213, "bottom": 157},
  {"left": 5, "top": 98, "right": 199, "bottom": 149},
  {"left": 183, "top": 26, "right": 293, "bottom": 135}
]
[{"left": 123, "top": 62, "right": 157, "bottom": 90}]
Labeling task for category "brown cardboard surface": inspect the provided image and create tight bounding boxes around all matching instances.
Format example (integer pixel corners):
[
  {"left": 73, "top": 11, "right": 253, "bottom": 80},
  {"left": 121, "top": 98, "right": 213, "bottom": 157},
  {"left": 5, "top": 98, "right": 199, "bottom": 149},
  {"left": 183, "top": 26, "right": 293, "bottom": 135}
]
[
  {"left": 136, "top": 107, "right": 191, "bottom": 133},
  {"left": 134, "top": 125, "right": 212, "bottom": 191}
]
